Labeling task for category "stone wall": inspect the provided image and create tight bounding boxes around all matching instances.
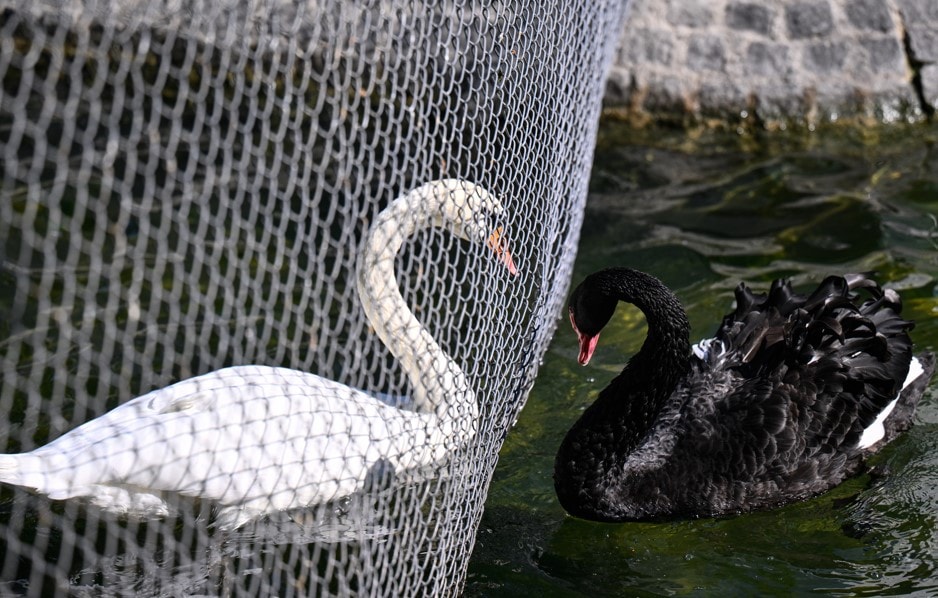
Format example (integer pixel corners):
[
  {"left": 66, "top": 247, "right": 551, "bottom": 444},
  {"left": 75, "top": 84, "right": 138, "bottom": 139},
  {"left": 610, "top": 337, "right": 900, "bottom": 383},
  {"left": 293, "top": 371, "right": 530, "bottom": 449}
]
[{"left": 607, "top": 0, "right": 938, "bottom": 125}]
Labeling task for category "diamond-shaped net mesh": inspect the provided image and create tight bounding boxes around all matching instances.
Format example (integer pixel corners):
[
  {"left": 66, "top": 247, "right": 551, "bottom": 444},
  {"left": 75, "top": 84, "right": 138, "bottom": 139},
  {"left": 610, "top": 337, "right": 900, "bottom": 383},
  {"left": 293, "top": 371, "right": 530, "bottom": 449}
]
[{"left": 0, "top": 1, "right": 626, "bottom": 595}]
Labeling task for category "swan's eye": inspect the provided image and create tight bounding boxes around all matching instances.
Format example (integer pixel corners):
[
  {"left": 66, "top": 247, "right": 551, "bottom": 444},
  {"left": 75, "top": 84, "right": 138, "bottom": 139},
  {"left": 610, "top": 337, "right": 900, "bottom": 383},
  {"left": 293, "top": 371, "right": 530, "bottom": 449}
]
[{"left": 481, "top": 211, "right": 504, "bottom": 236}]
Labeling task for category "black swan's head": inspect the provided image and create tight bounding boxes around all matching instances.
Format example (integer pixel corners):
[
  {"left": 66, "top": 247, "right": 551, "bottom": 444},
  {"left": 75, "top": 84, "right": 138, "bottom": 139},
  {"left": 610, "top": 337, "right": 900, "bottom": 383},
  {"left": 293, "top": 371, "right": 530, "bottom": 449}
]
[
  {"left": 568, "top": 275, "right": 618, "bottom": 366},
  {"left": 568, "top": 268, "right": 692, "bottom": 368}
]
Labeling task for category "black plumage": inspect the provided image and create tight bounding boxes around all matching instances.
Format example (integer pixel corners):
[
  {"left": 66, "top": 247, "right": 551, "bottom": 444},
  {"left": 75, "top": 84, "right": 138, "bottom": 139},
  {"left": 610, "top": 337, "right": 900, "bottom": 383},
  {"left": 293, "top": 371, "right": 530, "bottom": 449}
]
[{"left": 554, "top": 268, "right": 935, "bottom": 522}]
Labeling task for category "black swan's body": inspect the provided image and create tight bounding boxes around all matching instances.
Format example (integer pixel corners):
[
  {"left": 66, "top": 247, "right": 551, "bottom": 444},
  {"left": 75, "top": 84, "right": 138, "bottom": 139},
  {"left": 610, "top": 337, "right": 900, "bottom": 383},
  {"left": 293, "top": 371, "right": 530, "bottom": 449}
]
[{"left": 554, "top": 268, "right": 935, "bottom": 521}]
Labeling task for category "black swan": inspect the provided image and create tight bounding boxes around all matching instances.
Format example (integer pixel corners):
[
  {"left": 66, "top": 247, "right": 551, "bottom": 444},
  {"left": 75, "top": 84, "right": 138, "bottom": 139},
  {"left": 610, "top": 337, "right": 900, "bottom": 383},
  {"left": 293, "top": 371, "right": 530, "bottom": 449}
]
[
  {"left": 0, "top": 179, "right": 517, "bottom": 529},
  {"left": 554, "top": 267, "right": 935, "bottom": 521}
]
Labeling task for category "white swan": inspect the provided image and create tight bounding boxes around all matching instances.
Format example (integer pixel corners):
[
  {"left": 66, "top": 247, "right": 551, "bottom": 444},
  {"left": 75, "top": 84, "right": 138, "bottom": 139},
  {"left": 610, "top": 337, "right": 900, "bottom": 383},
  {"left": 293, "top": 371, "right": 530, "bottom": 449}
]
[{"left": 0, "top": 179, "right": 517, "bottom": 529}]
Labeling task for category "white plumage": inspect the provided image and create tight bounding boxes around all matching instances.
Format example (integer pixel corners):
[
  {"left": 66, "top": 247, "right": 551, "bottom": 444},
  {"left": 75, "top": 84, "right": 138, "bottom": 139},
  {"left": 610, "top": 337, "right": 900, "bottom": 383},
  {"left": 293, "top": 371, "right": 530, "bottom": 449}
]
[{"left": 0, "top": 179, "right": 516, "bottom": 529}]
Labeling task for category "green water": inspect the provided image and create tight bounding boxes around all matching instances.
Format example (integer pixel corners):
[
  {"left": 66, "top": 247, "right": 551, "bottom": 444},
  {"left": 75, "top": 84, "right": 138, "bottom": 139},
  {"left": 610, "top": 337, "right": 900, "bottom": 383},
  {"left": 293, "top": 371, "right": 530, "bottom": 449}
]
[{"left": 465, "top": 124, "right": 938, "bottom": 596}]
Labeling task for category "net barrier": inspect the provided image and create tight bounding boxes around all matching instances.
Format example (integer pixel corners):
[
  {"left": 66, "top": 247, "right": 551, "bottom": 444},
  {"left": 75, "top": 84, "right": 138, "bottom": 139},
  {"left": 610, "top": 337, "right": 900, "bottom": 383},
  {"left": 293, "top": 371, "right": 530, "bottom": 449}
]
[{"left": 0, "top": 0, "right": 628, "bottom": 594}]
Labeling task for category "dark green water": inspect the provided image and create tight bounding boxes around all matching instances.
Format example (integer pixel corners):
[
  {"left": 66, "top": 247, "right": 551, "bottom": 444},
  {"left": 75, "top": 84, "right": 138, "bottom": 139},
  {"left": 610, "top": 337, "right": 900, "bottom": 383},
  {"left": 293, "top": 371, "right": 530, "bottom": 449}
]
[{"left": 465, "top": 124, "right": 938, "bottom": 596}]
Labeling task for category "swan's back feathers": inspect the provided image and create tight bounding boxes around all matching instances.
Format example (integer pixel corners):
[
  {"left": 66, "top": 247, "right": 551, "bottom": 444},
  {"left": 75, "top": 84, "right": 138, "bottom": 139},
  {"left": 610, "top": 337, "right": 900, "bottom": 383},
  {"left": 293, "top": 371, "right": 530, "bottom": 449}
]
[{"left": 704, "top": 274, "right": 920, "bottom": 451}]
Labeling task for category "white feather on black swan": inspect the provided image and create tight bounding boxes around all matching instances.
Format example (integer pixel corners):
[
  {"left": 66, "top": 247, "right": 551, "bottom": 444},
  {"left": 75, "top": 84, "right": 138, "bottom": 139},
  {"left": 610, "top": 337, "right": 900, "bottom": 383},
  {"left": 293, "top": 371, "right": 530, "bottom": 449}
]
[{"left": 554, "top": 268, "right": 935, "bottom": 522}]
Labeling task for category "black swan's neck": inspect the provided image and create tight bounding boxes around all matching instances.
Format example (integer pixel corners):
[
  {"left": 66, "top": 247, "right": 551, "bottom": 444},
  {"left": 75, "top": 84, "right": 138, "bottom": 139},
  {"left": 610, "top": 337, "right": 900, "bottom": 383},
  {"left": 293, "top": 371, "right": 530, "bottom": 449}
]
[
  {"left": 556, "top": 269, "right": 691, "bottom": 517},
  {"left": 591, "top": 268, "right": 691, "bottom": 385}
]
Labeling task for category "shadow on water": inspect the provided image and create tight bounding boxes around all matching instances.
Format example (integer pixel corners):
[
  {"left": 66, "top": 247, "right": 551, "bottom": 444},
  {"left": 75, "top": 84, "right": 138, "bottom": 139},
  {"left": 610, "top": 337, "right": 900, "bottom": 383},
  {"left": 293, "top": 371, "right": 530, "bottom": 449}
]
[{"left": 466, "top": 123, "right": 938, "bottom": 596}]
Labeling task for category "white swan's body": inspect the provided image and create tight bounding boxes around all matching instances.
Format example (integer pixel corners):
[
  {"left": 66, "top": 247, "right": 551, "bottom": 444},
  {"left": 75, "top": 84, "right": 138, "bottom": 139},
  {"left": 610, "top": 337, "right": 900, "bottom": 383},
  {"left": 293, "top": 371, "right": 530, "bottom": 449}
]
[{"left": 0, "top": 179, "right": 515, "bottom": 529}]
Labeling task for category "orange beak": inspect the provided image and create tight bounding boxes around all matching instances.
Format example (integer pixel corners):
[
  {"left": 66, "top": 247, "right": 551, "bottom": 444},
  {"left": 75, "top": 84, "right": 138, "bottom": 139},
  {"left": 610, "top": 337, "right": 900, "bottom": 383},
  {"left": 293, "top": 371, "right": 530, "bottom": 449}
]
[{"left": 487, "top": 226, "right": 518, "bottom": 276}]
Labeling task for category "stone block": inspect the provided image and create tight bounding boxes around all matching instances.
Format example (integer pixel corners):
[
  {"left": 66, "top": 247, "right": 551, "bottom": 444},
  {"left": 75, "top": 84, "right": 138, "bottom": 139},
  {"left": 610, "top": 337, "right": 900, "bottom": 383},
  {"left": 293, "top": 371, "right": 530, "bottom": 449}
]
[
  {"left": 845, "top": 0, "right": 894, "bottom": 32},
  {"left": 920, "top": 64, "right": 938, "bottom": 111},
  {"left": 667, "top": 1, "right": 713, "bottom": 28},
  {"left": 603, "top": 66, "right": 632, "bottom": 105},
  {"left": 726, "top": 3, "right": 774, "bottom": 35},
  {"left": 687, "top": 34, "right": 727, "bottom": 72},
  {"left": 895, "top": 0, "right": 938, "bottom": 24},
  {"left": 745, "top": 41, "right": 791, "bottom": 77},
  {"left": 860, "top": 37, "right": 904, "bottom": 73},
  {"left": 621, "top": 28, "right": 675, "bottom": 66},
  {"left": 785, "top": 1, "right": 834, "bottom": 39},
  {"left": 606, "top": 0, "right": 924, "bottom": 122},
  {"left": 698, "top": 80, "right": 747, "bottom": 113},
  {"left": 751, "top": 89, "right": 809, "bottom": 121},
  {"left": 906, "top": 26, "right": 938, "bottom": 63},
  {"left": 803, "top": 41, "right": 848, "bottom": 73},
  {"left": 871, "top": 88, "right": 926, "bottom": 123},
  {"left": 641, "top": 73, "right": 694, "bottom": 112}
]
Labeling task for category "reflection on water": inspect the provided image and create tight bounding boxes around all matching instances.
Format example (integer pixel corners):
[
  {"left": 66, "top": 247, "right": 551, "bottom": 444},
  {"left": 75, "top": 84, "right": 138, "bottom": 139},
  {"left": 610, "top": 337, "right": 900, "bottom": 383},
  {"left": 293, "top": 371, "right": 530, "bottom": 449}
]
[
  {"left": 466, "top": 124, "right": 938, "bottom": 596},
  {"left": 4, "top": 486, "right": 405, "bottom": 596}
]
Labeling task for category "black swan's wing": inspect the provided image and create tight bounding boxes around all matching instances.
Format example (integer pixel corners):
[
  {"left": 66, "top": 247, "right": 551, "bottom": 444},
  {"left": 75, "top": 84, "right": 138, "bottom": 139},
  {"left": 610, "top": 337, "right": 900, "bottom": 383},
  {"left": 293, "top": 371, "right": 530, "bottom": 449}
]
[
  {"left": 704, "top": 274, "right": 916, "bottom": 448},
  {"left": 680, "top": 374, "right": 799, "bottom": 478},
  {"left": 660, "top": 370, "right": 861, "bottom": 515},
  {"left": 616, "top": 372, "right": 828, "bottom": 517},
  {"left": 644, "top": 274, "right": 935, "bottom": 517}
]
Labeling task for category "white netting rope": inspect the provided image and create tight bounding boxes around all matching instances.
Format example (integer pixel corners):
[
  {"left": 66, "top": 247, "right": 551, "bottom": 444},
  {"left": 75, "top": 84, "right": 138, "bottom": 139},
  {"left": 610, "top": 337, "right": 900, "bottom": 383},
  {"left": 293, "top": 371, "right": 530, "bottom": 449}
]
[{"left": 0, "top": 1, "right": 626, "bottom": 595}]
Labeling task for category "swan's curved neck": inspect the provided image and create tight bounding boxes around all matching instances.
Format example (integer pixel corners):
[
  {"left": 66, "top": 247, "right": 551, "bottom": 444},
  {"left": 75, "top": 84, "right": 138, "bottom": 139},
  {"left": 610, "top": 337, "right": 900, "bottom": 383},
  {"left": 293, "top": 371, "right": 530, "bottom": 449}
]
[
  {"left": 356, "top": 193, "right": 474, "bottom": 417},
  {"left": 612, "top": 269, "right": 691, "bottom": 376},
  {"left": 578, "top": 269, "right": 691, "bottom": 444},
  {"left": 585, "top": 268, "right": 691, "bottom": 374}
]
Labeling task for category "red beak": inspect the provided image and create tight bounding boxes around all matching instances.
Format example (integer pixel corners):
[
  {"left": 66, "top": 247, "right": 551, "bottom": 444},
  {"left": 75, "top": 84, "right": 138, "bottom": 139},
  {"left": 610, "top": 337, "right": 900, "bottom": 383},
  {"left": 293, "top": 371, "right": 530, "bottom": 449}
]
[{"left": 569, "top": 308, "right": 599, "bottom": 366}]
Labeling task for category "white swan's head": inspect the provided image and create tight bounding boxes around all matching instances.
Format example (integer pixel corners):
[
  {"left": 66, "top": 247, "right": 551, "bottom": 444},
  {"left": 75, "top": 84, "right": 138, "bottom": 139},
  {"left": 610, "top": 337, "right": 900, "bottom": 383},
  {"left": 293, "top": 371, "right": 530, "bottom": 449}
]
[{"left": 413, "top": 179, "right": 518, "bottom": 275}]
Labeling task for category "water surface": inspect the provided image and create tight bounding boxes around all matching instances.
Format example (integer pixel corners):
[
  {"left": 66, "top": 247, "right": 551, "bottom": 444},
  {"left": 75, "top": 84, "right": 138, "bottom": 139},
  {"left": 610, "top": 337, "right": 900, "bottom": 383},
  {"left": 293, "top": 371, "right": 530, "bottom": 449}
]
[{"left": 466, "top": 123, "right": 938, "bottom": 596}]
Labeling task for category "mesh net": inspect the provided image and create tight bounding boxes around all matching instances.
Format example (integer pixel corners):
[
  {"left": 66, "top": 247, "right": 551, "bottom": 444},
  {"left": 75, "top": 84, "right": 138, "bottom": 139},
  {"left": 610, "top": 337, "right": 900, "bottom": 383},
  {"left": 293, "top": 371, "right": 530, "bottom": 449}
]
[{"left": 0, "top": 1, "right": 627, "bottom": 595}]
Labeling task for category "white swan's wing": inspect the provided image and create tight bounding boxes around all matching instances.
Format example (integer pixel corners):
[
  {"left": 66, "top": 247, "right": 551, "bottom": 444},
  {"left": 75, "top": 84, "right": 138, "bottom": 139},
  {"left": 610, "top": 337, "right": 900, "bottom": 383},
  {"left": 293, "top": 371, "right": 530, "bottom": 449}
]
[
  {"left": 23, "top": 366, "right": 297, "bottom": 462},
  {"left": 8, "top": 366, "right": 439, "bottom": 525}
]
